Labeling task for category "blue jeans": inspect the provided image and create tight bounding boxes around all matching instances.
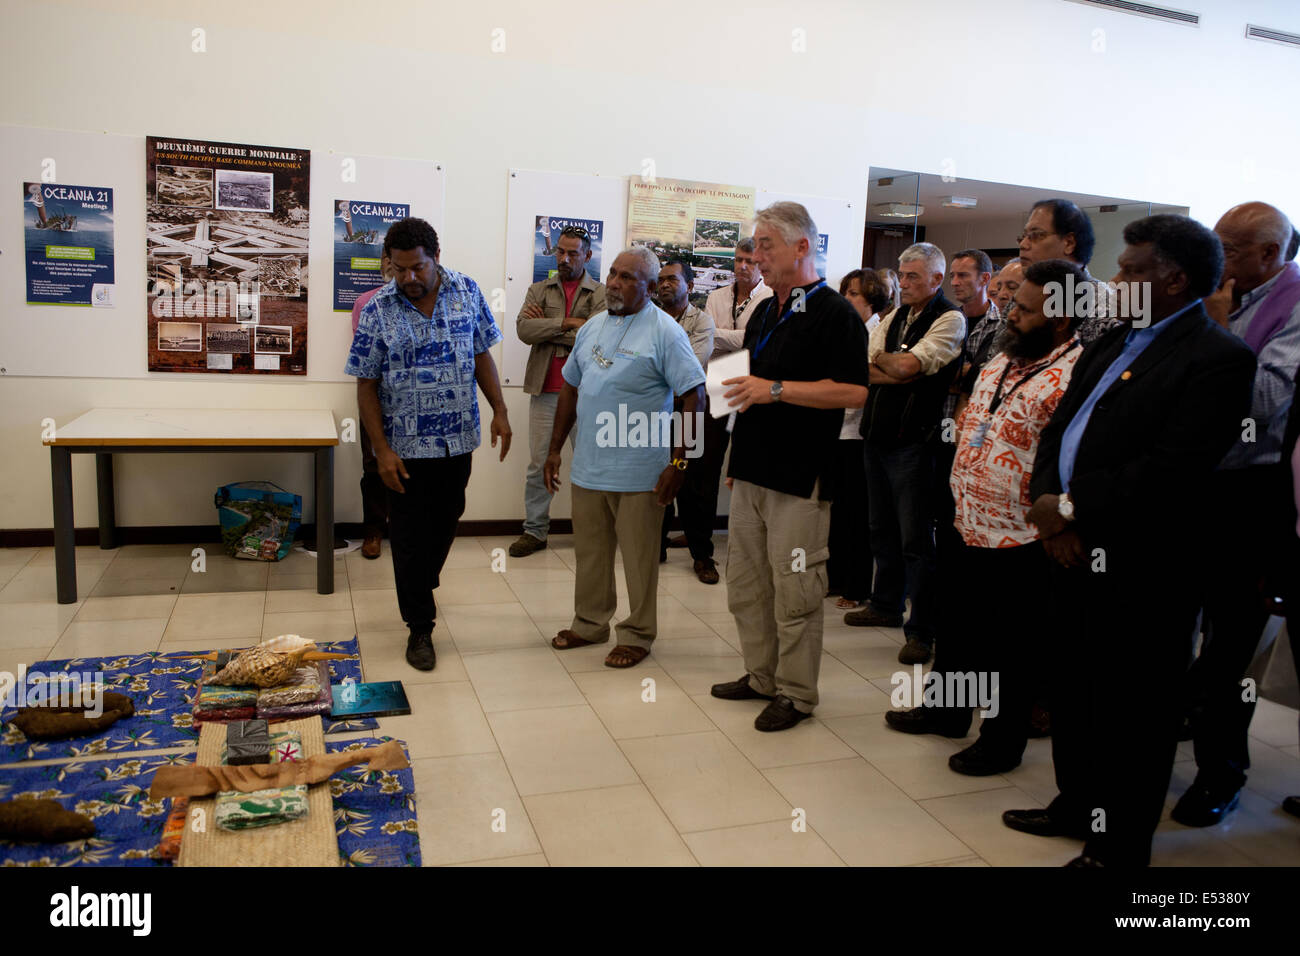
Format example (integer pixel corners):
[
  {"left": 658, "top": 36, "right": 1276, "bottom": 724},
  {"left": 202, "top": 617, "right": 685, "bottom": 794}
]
[{"left": 864, "top": 441, "right": 936, "bottom": 642}]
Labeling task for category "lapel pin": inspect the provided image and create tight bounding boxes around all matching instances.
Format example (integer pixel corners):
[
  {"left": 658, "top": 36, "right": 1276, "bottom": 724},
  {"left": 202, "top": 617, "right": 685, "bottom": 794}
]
[{"left": 1120, "top": 370, "right": 1132, "bottom": 380}]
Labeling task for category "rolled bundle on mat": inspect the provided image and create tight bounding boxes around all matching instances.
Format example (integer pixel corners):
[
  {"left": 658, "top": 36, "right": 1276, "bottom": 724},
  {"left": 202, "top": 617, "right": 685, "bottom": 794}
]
[{"left": 0, "top": 799, "right": 96, "bottom": 842}]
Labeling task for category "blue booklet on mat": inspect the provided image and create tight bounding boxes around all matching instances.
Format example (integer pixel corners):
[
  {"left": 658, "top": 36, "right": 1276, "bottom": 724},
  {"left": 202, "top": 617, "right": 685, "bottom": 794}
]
[{"left": 329, "top": 681, "right": 411, "bottom": 719}]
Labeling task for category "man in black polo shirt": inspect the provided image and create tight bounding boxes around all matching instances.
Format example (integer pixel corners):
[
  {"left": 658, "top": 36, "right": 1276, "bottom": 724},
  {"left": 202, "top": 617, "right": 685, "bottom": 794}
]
[{"left": 709, "top": 202, "right": 870, "bottom": 731}]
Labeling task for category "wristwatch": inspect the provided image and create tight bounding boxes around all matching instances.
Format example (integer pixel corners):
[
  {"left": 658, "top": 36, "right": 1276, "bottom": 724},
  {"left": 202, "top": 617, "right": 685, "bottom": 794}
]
[
  {"left": 770, "top": 380, "right": 784, "bottom": 402},
  {"left": 1058, "top": 493, "right": 1075, "bottom": 521},
  {"left": 670, "top": 457, "right": 689, "bottom": 471}
]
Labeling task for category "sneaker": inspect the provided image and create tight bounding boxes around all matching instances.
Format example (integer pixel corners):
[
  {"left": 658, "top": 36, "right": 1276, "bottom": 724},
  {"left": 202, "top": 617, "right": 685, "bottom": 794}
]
[
  {"left": 948, "top": 738, "right": 1021, "bottom": 776},
  {"left": 1171, "top": 782, "right": 1241, "bottom": 827},
  {"left": 509, "top": 534, "right": 547, "bottom": 558},
  {"left": 843, "top": 604, "right": 904, "bottom": 628},
  {"left": 710, "top": 674, "right": 774, "bottom": 701},
  {"left": 405, "top": 630, "right": 436, "bottom": 671},
  {"left": 898, "top": 637, "right": 932, "bottom": 665},
  {"left": 693, "top": 558, "right": 720, "bottom": 585},
  {"left": 754, "top": 695, "right": 812, "bottom": 732}
]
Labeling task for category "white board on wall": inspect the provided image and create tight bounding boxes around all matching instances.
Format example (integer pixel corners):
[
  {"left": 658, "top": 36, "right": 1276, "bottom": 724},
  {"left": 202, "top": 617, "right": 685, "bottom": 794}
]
[
  {"left": 309, "top": 152, "right": 444, "bottom": 383},
  {"left": 501, "top": 169, "right": 627, "bottom": 387},
  {"left": 0, "top": 125, "right": 147, "bottom": 378},
  {"left": 757, "top": 188, "right": 863, "bottom": 289}
]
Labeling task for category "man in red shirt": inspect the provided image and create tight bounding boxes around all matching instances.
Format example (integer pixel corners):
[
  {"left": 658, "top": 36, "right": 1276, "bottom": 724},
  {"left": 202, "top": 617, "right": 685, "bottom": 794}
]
[{"left": 513, "top": 226, "right": 607, "bottom": 556}]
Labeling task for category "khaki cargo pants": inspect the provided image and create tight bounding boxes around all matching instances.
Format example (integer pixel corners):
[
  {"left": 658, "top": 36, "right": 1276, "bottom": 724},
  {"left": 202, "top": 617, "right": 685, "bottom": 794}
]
[{"left": 726, "top": 478, "right": 831, "bottom": 712}]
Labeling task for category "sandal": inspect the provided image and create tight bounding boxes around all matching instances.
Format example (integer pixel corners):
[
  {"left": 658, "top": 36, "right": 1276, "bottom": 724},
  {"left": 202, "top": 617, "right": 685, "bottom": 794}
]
[
  {"left": 551, "top": 629, "right": 608, "bottom": 650},
  {"left": 835, "top": 597, "right": 861, "bottom": 610},
  {"left": 604, "top": 645, "right": 650, "bottom": 668}
]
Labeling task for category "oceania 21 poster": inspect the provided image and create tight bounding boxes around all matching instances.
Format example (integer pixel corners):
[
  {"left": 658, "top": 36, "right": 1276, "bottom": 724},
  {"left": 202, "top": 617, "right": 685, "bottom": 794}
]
[
  {"left": 333, "top": 199, "right": 410, "bottom": 310},
  {"left": 23, "top": 182, "right": 115, "bottom": 307}
]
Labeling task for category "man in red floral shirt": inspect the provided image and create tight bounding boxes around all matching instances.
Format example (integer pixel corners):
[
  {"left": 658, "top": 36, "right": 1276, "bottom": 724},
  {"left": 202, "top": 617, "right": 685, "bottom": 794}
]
[{"left": 884, "top": 259, "right": 1085, "bottom": 777}]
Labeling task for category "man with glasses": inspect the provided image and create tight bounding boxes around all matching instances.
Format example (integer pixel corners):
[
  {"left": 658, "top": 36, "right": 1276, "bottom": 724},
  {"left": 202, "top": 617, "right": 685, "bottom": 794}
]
[
  {"left": 1018, "top": 199, "right": 1118, "bottom": 346},
  {"left": 513, "top": 224, "right": 606, "bottom": 557},
  {"left": 655, "top": 259, "right": 717, "bottom": 580},
  {"left": 544, "top": 248, "right": 705, "bottom": 668}
]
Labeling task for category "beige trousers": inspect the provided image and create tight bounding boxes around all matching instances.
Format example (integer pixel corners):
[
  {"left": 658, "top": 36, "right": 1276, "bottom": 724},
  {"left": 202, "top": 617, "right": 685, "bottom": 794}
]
[
  {"left": 570, "top": 484, "right": 665, "bottom": 650},
  {"left": 725, "top": 479, "right": 831, "bottom": 711}
]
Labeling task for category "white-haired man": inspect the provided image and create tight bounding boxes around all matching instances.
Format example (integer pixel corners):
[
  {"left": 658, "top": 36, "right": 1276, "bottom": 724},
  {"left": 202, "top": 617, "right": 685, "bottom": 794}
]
[
  {"left": 845, "top": 243, "right": 965, "bottom": 668},
  {"left": 710, "top": 202, "right": 870, "bottom": 731},
  {"left": 544, "top": 248, "right": 706, "bottom": 668}
]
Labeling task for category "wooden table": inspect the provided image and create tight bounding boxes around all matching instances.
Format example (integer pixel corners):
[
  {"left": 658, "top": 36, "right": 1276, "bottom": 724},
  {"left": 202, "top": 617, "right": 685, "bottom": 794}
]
[{"left": 44, "top": 408, "right": 339, "bottom": 604}]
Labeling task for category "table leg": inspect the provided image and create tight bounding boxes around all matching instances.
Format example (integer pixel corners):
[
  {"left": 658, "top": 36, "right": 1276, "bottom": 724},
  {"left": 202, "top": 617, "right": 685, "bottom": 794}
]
[
  {"left": 50, "top": 446, "right": 77, "bottom": 604},
  {"left": 96, "top": 452, "right": 117, "bottom": 550},
  {"left": 315, "top": 446, "right": 335, "bottom": 594}
]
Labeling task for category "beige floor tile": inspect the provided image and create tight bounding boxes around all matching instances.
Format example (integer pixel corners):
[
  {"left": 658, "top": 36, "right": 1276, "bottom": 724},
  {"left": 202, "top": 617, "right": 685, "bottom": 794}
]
[
  {"left": 376, "top": 681, "right": 497, "bottom": 759},
  {"left": 410, "top": 753, "right": 542, "bottom": 865},
  {"left": 25, "top": 547, "right": 117, "bottom": 568},
  {"left": 269, "top": 550, "right": 348, "bottom": 578},
  {"left": 523, "top": 783, "right": 698, "bottom": 866},
  {"left": 75, "top": 594, "right": 179, "bottom": 622},
  {"left": 90, "top": 574, "right": 186, "bottom": 598},
  {"left": 682, "top": 819, "right": 846, "bottom": 866},
  {"left": 918, "top": 786, "right": 1079, "bottom": 867},
  {"left": 1150, "top": 822, "right": 1260, "bottom": 866},
  {"left": 991, "top": 737, "right": 1058, "bottom": 806},
  {"left": 343, "top": 553, "right": 397, "bottom": 590},
  {"left": 181, "top": 558, "right": 270, "bottom": 593},
  {"left": 499, "top": 566, "right": 577, "bottom": 588},
  {"left": 462, "top": 646, "right": 585, "bottom": 713},
  {"left": 0, "top": 548, "right": 38, "bottom": 568},
  {"left": 505, "top": 578, "right": 578, "bottom": 619},
  {"left": 1, "top": 564, "right": 105, "bottom": 604},
  {"left": 262, "top": 587, "right": 353, "bottom": 614},
  {"left": 637, "top": 634, "right": 743, "bottom": 695},
  {"left": 493, "top": 548, "right": 572, "bottom": 573},
  {"left": 0, "top": 645, "right": 55, "bottom": 677},
  {"left": 0, "top": 565, "right": 22, "bottom": 591},
  {"left": 621, "top": 730, "right": 792, "bottom": 831},
  {"left": 0, "top": 602, "right": 83, "bottom": 648},
  {"left": 358, "top": 628, "right": 467, "bottom": 684},
  {"left": 690, "top": 693, "right": 857, "bottom": 769},
  {"left": 439, "top": 538, "right": 492, "bottom": 570},
  {"left": 659, "top": 576, "right": 733, "bottom": 614},
  {"left": 814, "top": 656, "right": 896, "bottom": 719},
  {"left": 96, "top": 554, "right": 195, "bottom": 582},
  {"left": 49, "top": 618, "right": 167, "bottom": 659},
  {"left": 823, "top": 629, "right": 909, "bottom": 680},
  {"left": 261, "top": 608, "right": 357, "bottom": 642},
  {"left": 1163, "top": 760, "right": 1300, "bottom": 865},
  {"left": 763, "top": 757, "right": 974, "bottom": 866},
  {"left": 350, "top": 587, "right": 405, "bottom": 630},
  {"left": 1248, "top": 698, "right": 1300, "bottom": 749},
  {"left": 1279, "top": 744, "right": 1299, "bottom": 760},
  {"left": 434, "top": 568, "right": 516, "bottom": 606},
  {"left": 267, "top": 572, "right": 350, "bottom": 592},
  {"left": 646, "top": 593, "right": 718, "bottom": 639},
  {"left": 823, "top": 714, "right": 1001, "bottom": 800},
  {"left": 573, "top": 665, "right": 713, "bottom": 739},
  {"left": 446, "top": 853, "right": 549, "bottom": 866},
  {"left": 155, "top": 636, "right": 261, "bottom": 653},
  {"left": 488, "top": 704, "right": 639, "bottom": 795},
  {"left": 109, "top": 543, "right": 203, "bottom": 558},
  {"left": 161, "top": 592, "right": 264, "bottom": 642},
  {"left": 441, "top": 603, "right": 545, "bottom": 653}
]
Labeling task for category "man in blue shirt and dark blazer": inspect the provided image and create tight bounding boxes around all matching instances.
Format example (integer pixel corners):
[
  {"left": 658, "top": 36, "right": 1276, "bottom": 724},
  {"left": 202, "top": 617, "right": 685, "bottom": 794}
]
[{"left": 1001, "top": 216, "right": 1257, "bottom": 867}]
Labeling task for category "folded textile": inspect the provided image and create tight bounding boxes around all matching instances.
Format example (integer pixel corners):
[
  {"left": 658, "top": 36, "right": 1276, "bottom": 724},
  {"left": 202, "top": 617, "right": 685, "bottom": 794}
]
[
  {"left": 157, "top": 797, "right": 189, "bottom": 860},
  {"left": 192, "top": 706, "right": 256, "bottom": 725},
  {"left": 195, "top": 684, "right": 257, "bottom": 713},
  {"left": 150, "top": 740, "right": 409, "bottom": 797},
  {"left": 215, "top": 730, "right": 308, "bottom": 831},
  {"left": 257, "top": 665, "right": 322, "bottom": 709},
  {"left": 257, "top": 662, "right": 331, "bottom": 720}
]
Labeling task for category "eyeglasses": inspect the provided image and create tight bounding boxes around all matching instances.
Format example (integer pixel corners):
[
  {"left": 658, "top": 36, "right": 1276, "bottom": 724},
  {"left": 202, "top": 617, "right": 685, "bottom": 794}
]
[
  {"left": 592, "top": 344, "right": 614, "bottom": 368},
  {"left": 1017, "top": 229, "right": 1057, "bottom": 244},
  {"left": 561, "top": 226, "right": 590, "bottom": 239}
]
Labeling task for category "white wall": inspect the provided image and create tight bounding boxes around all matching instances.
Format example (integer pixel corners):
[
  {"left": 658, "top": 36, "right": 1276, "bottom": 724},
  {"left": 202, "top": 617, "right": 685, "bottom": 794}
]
[{"left": 3, "top": 0, "right": 1299, "bottom": 530}]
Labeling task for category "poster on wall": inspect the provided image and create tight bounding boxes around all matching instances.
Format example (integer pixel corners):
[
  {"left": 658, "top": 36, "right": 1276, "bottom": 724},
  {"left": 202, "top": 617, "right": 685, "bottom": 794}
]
[
  {"left": 145, "top": 135, "right": 310, "bottom": 374},
  {"left": 625, "top": 177, "right": 755, "bottom": 308},
  {"left": 816, "top": 234, "right": 828, "bottom": 278},
  {"left": 23, "top": 182, "right": 115, "bottom": 307},
  {"left": 532, "top": 215, "right": 603, "bottom": 283},
  {"left": 333, "top": 199, "right": 409, "bottom": 310}
]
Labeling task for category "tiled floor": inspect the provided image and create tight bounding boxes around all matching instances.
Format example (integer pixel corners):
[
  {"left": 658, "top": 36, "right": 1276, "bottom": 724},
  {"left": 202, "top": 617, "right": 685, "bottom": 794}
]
[{"left": 2, "top": 536, "right": 1298, "bottom": 867}]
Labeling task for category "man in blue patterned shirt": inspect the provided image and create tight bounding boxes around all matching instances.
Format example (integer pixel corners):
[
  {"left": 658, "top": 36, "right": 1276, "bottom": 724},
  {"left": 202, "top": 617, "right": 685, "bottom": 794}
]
[{"left": 345, "top": 218, "right": 512, "bottom": 671}]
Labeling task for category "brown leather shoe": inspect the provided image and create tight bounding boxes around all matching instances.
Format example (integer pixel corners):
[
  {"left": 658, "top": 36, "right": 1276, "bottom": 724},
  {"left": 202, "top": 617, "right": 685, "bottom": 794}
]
[
  {"left": 668, "top": 534, "right": 689, "bottom": 549},
  {"left": 694, "top": 558, "right": 719, "bottom": 585},
  {"left": 361, "top": 533, "right": 382, "bottom": 559}
]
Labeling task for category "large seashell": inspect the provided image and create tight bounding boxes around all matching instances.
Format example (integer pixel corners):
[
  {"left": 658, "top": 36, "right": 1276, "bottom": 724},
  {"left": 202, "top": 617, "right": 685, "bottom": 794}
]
[
  {"left": 212, "top": 644, "right": 312, "bottom": 688},
  {"left": 260, "top": 634, "right": 315, "bottom": 654}
]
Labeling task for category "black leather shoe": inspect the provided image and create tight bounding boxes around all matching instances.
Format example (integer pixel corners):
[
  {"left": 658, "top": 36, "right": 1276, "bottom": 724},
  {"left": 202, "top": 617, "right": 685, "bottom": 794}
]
[
  {"left": 884, "top": 707, "right": 969, "bottom": 738},
  {"left": 898, "top": 637, "right": 933, "bottom": 665},
  {"left": 754, "top": 695, "right": 812, "bottom": 732},
  {"left": 1171, "top": 783, "right": 1241, "bottom": 827},
  {"left": 405, "top": 630, "right": 436, "bottom": 671},
  {"left": 1001, "top": 808, "right": 1086, "bottom": 839},
  {"left": 1065, "top": 855, "right": 1104, "bottom": 867},
  {"left": 1282, "top": 796, "right": 1300, "bottom": 818},
  {"left": 843, "top": 605, "right": 904, "bottom": 628},
  {"left": 710, "top": 674, "right": 774, "bottom": 701},
  {"left": 948, "top": 738, "right": 1021, "bottom": 776}
]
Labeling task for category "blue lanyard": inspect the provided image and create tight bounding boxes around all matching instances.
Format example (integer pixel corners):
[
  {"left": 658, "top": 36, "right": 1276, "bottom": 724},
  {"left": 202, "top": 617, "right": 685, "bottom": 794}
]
[{"left": 753, "top": 281, "right": 827, "bottom": 358}]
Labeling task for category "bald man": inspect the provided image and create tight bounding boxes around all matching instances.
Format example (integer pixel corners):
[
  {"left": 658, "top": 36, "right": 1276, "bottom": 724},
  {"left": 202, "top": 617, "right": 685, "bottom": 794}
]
[{"left": 1176, "top": 201, "right": 1300, "bottom": 828}]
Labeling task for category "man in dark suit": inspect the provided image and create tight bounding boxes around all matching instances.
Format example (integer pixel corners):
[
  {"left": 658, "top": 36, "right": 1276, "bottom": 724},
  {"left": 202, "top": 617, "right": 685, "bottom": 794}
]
[{"left": 1001, "top": 215, "right": 1257, "bottom": 867}]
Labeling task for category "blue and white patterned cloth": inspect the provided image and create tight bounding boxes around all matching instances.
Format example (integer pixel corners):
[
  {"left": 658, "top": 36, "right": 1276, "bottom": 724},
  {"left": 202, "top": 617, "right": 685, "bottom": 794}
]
[{"left": 344, "top": 268, "right": 502, "bottom": 459}]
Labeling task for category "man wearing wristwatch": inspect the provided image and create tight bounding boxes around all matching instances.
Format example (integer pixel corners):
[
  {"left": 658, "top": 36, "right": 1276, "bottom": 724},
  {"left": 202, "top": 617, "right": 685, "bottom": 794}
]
[
  {"left": 1005, "top": 215, "right": 1257, "bottom": 868},
  {"left": 709, "top": 203, "right": 870, "bottom": 732}
]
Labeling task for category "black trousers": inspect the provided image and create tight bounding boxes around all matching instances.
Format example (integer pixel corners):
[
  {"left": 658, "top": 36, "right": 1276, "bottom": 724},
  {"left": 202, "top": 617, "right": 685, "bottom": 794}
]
[
  {"left": 827, "top": 439, "right": 872, "bottom": 600},
  {"left": 1185, "top": 465, "right": 1290, "bottom": 792},
  {"left": 1046, "top": 549, "right": 1200, "bottom": 866},
  {"left": 662, "top": 406, "right": 729, "bottom": 561},
  {"left": 358, "top": 421, "right": 390, "bottom": 538},
  {"left": 386, "top": 453, "right": 472, "bottom": 634},
  {"left": 927, "top": 538, "right": 1049, "bottom": 753}
]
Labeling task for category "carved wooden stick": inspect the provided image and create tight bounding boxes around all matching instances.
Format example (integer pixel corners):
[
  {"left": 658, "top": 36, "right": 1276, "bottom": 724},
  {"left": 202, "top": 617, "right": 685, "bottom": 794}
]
[{"left": 148, "top": 741, "right": 409, "bottom": 798}]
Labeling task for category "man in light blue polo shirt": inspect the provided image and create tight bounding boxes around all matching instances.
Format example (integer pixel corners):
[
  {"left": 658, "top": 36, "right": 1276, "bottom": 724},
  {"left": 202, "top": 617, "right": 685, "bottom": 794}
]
[{"left": 543, "top": 247, "right": 705, "bottom": 667}]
